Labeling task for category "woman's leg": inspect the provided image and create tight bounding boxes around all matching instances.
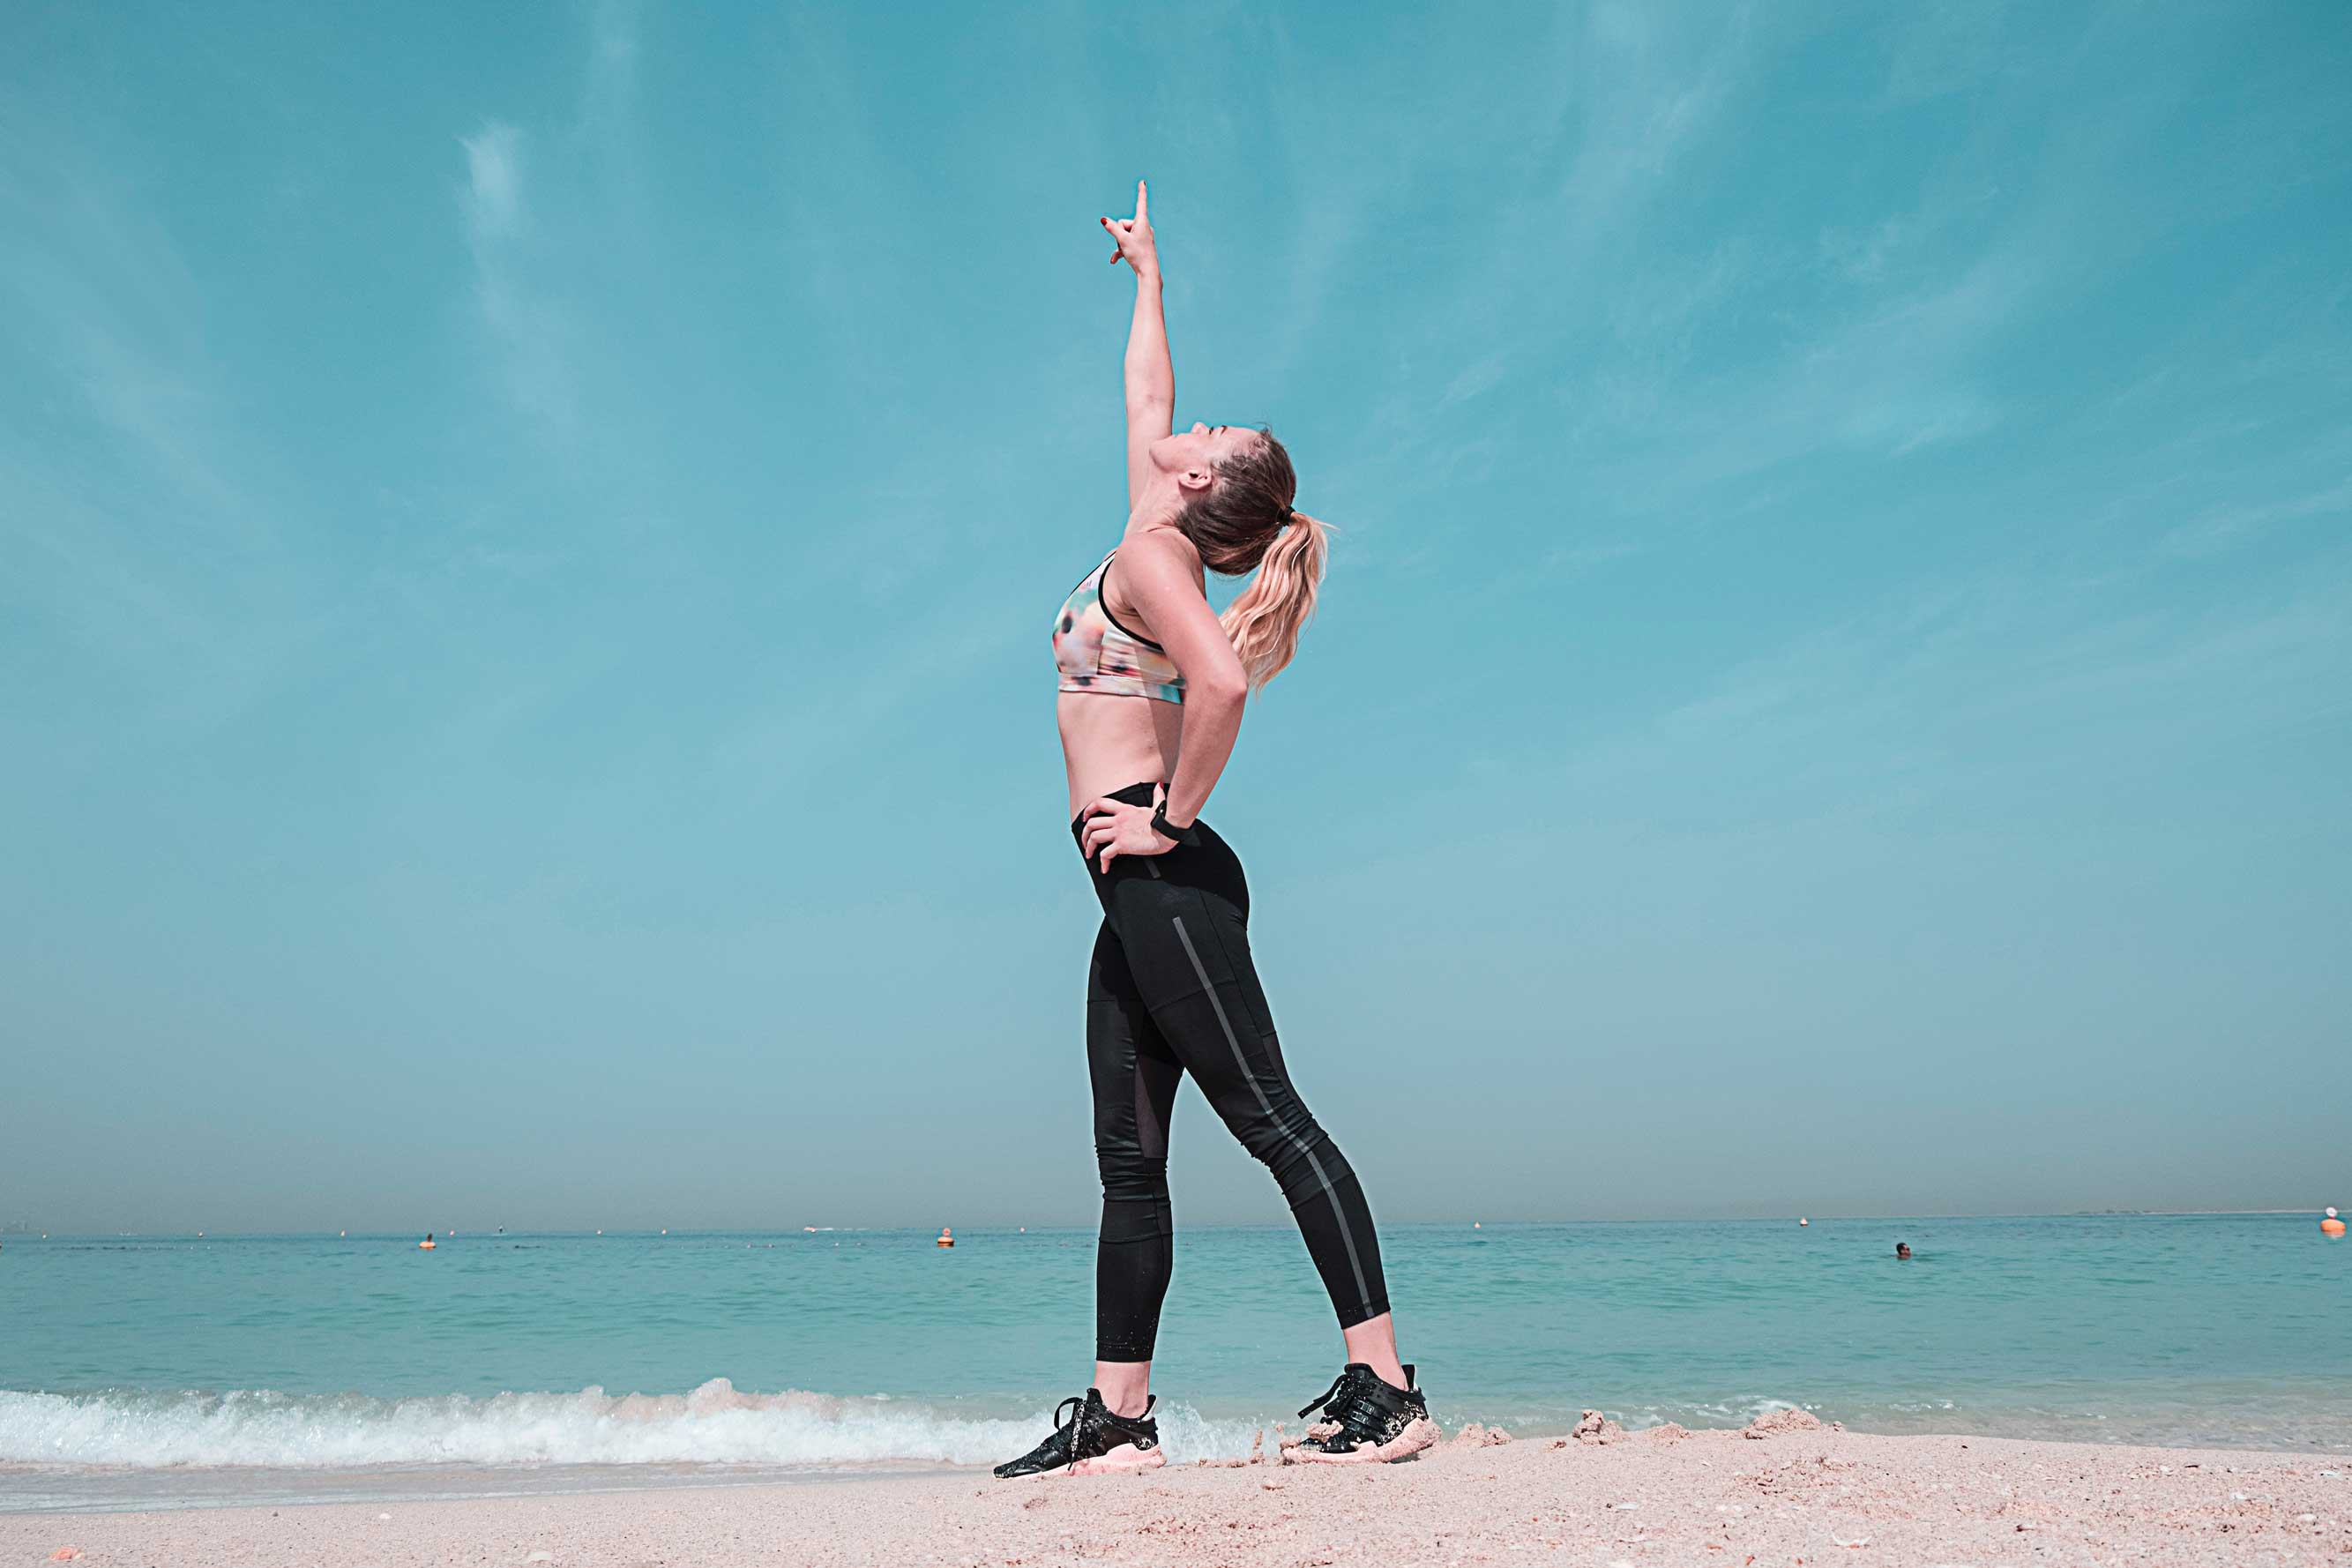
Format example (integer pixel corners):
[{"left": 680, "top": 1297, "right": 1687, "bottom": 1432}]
[
  {"left": 1102, "top": 829, "right": 1400, "bottom": 1381},
  {"left": 1086, "top": 918, "right": 1184, "bottom": 1415}
]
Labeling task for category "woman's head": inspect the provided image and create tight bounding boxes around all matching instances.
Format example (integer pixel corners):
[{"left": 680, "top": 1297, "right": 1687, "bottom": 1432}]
[
  {"left": 1155, "top": 422, "right": 1295, "bottom": 571},
  {"left": 1157, "top": 422, "right": 1330, "bottom": 691}
]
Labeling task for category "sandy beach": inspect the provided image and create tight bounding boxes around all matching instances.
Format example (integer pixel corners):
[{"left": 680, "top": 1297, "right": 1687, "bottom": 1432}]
[{"left": 8, "top": 1416, "right": 2347, "bottom": 1567}]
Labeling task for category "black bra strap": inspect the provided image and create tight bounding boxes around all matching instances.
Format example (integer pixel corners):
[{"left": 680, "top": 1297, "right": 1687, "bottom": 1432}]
[{"left": 1097, "top": 551, "right": 1167, "bottom": 653}]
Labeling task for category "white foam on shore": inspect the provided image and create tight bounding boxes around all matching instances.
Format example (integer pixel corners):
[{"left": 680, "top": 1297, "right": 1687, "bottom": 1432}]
[{"left": 0, "top": 1380, "right": 1268, "bottom": 1471}]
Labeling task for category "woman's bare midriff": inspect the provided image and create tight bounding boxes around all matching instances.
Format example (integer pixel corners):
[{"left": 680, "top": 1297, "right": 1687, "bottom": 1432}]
[{"left": 1059, "top": 691, "right": 1186, "bottom": 822}]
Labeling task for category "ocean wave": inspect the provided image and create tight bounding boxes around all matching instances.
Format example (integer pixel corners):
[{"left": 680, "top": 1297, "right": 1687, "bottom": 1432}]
[{"left": 0, "top": 1380, "right": 1266, "bottom": 1471}]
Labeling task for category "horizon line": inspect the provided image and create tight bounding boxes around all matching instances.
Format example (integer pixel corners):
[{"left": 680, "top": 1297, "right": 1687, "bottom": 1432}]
[{"left": 6, "top": 1208, "right": 2335, "bottom": 1242}]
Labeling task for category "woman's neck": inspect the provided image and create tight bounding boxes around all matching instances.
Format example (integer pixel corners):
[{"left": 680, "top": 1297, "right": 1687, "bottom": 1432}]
[{"left": 1124, "top": 480, "right": 1188, "bottom": 533}]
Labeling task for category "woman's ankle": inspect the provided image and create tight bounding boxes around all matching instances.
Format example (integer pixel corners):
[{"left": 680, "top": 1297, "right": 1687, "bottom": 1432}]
[
  {"left": 1093, "top": 1360, "right": 1153, "bottom": 1418},
  {"left": 1340, "top": 1312, "right": 1408, "bottom": 1389}
]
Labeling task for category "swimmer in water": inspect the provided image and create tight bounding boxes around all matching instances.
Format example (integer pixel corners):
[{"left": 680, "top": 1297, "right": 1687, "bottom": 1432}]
[
  {"left": 1894, "top": 1242, "right": 1912, "bottom": 1260},
  {"left": 420, "top": 1233, "right": 437, "bottom": 1251}
]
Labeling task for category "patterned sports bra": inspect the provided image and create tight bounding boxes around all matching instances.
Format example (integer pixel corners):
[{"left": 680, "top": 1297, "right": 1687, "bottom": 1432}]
[{"left": 1051, "top": 549, "right": 1184, "bottom": 705}]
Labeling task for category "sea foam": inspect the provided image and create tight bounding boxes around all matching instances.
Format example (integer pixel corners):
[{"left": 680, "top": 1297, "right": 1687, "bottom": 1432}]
[{"left": 0, "top": 1380, "right": 1264, "bottom": 1470}]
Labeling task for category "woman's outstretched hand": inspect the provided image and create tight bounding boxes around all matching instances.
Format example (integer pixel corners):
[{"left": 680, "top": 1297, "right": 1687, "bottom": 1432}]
[
  {"left": 1101, "top": 179, "right": 1159, "bottom": 277},
  {"left": 1080, "top": 785, "right": 1177, "bottom": 873}
]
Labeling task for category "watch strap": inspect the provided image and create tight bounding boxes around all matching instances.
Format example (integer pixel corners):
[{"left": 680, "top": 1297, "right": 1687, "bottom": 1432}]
[{"left": 1149, "top": 802, "right": 1198, "bottom": 846}]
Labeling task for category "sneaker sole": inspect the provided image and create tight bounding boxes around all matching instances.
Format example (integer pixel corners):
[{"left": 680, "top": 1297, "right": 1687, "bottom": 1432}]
[
  {"left": 1064, "top": 1443, "right": 1168, "bottom": 1476},
  {"left": 1281, "top": 1416, "right": 1441, "bottom": 1466}
]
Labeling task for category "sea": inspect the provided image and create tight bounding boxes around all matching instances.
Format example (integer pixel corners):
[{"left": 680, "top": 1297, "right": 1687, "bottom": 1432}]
[{"left": 2, "top": 1214, "right": 2345, "bottom": 1512}]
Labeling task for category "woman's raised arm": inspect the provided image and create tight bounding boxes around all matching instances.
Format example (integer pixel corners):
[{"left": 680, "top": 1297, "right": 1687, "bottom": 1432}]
[{"left": 1102, "top": 181, "right": 1173, "bottom": 511}]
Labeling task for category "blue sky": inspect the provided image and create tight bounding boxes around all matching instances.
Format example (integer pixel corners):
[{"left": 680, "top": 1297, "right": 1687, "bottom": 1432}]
[{"left": 4, "top": 1, "right": 2345, "bottom": 1235}]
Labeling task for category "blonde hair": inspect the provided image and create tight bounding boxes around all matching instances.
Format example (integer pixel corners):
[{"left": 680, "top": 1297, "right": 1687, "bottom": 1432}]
[
  {"left": 1176, "top": 426, "right": 1331, "bottom": 691},
  {"left": 1220, "top": 511, "right": 1330, "bottom": 691}
]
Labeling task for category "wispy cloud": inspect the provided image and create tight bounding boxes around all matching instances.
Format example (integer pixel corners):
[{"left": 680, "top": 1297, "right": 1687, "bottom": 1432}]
[
  {"left": 1293, "top": 4, "right": 1768, "bottom": 572},
  {"left": 582, "top": 0, "right": 640, "bottom": 137},
  {"left": 0, "top": 123, "right": 315, "bottom": 751},
  {"left": 1878, "top": 0, "right": 2017, "bottom": 108},
  {"left": 1815, "top": 183, "right": 2002, "bottom": 287},
  {"left": 460, "top": 123, "right": 524, "bottom": 239},
  {"left": 1445, "top": 3, "right": 1758, "bottom": 383},
  {"left": 1549, "top": 550, "right": 2352, "bottom": 831},
  {"left": 2157, "top": 475, "right": 2352, "bottom": 561},
  {"left": 459, "top": 122, "right": 579, "bottom": 439}
]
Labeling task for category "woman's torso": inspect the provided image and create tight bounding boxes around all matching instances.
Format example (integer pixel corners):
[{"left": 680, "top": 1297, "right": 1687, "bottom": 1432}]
[{"left": 1052, "top": 540, "right": 1197, "bottom": 820}]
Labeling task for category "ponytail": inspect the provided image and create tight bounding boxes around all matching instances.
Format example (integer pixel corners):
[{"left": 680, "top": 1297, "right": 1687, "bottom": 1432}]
[{"left": 1220, "top": 511, "right": 1331, "bottom": 691}]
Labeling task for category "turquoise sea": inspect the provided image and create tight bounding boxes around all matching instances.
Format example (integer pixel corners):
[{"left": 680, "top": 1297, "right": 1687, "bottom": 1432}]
[{"left": 2, "top": 1215, "right": 2344, "bottom": 1511}]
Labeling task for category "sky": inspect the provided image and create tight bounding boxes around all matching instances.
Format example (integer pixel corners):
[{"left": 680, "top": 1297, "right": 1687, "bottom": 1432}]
[{"left": 3, "top": 1, "right": 2346, "bottom": 1236}]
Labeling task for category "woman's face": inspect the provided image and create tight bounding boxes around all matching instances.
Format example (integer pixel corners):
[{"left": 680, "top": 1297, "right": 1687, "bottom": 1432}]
[{"left": 1149, "top": 422, "right": 1258, "bottom": 477}]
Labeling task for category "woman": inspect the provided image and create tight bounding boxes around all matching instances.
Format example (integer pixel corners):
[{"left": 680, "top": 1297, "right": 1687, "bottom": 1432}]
[{"left": 993, "top": 183, "right": 1437, "bottom": 1479}]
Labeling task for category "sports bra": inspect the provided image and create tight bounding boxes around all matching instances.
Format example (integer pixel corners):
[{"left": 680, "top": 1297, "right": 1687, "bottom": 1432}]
[{"left": 1051, "top": 549, "right": 1185, "bottom": 704}]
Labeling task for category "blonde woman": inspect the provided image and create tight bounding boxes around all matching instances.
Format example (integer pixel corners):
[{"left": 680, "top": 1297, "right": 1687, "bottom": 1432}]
[{"left": 996, "top": 183, "right": 1437, "bottom": 1478}]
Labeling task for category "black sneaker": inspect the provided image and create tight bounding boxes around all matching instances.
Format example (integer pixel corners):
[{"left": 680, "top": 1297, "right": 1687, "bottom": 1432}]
[
  {"left": 1282, "top": 1363, "right": 1438, "bottom": 1464},
  {"left": 992, "top": 1389, "right": 1167, "bottom": 1478}
]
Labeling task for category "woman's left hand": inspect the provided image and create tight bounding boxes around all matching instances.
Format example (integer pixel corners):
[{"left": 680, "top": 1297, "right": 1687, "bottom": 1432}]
[{"left": 1080, "top": 789, "right": 1176, "bottom": 873}]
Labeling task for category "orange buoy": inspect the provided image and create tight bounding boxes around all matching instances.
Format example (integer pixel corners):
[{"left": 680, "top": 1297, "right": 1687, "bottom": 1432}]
[
  {"left": 2324, "top": 1207, "right": 2346, "bottom": 1239},
  {"left": 937, "top": 1227, "right": 955, "bottom": 1248}
]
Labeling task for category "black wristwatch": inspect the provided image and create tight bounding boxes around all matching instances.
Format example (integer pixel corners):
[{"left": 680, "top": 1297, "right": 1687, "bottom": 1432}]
[{"left": 1149, "top": 802, "right": 1198, "bottom": 846}]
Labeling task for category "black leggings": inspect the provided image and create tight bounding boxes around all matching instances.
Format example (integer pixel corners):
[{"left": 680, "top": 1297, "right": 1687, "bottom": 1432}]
[{"left": 1074, "top": 780, "right": 1390, "bottom": 1361}]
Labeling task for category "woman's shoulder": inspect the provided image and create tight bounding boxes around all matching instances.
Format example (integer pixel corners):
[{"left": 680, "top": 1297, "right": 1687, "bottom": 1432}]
[
  {"left": 1114, "top": 525, "right": 1203, "bottom": 579},
  {"left": 1101, "top": 529, "right": 1205, "bottom": 633}
]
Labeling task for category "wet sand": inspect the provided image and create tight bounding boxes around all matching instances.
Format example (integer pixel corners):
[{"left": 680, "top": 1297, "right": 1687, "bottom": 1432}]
[{"left": 6, "top": 1421, "right": 2347, "bottom": 1566}]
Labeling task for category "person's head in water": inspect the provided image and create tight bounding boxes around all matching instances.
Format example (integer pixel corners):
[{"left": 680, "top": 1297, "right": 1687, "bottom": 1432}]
[
  {"left": 1894, "top": 1242, "right": 1912, "bottom": 1260},
  {"left": 1146, "top": 422, "right": 1330, "bottom": 691}
]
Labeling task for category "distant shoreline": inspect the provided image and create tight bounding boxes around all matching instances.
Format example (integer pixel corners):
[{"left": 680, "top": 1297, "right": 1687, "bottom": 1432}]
[{"left": 7, "top": 1210, "right": 2335, "bottom": 1242}]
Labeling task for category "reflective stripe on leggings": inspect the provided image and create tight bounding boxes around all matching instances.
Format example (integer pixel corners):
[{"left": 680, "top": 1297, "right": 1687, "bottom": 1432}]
[{"left": 1170, "top": 914, "right": 1372, "bottom": 1312}]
